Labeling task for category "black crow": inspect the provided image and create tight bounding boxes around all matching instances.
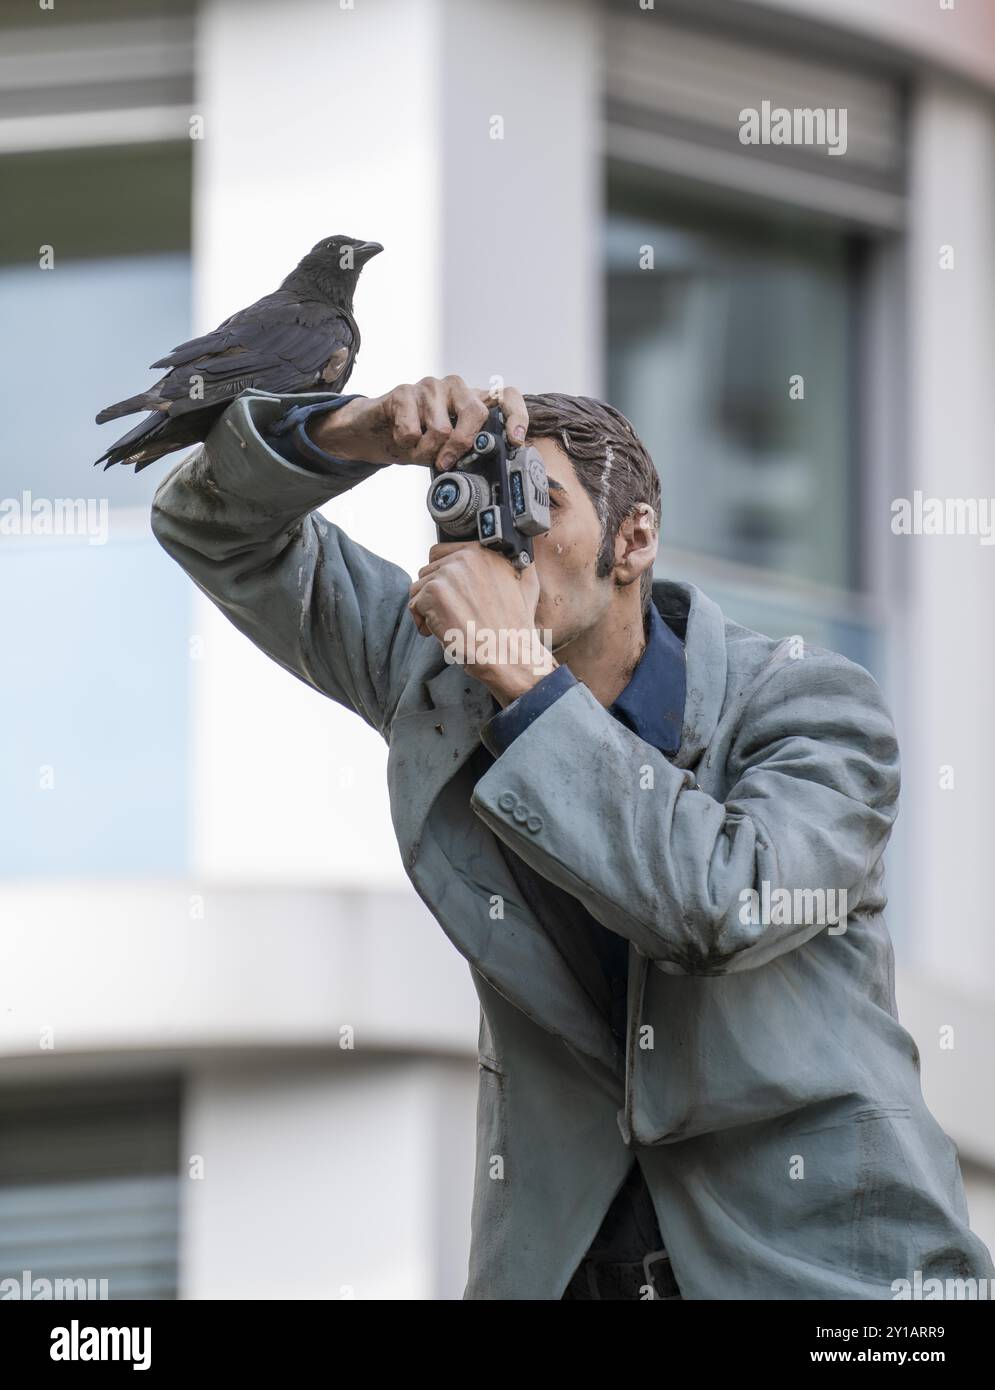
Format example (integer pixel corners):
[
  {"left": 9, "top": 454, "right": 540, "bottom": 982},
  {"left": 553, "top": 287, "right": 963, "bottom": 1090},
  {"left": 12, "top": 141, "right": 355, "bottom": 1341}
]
[{"left": 94, "top": 234, "right": 383, "bottom": 471}]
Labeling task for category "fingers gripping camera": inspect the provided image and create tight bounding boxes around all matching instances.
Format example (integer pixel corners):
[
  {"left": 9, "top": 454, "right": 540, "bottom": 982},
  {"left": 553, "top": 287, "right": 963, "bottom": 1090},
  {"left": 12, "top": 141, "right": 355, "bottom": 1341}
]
[{"left": 426, "top": 407, "right": 551, "bottom": 569}]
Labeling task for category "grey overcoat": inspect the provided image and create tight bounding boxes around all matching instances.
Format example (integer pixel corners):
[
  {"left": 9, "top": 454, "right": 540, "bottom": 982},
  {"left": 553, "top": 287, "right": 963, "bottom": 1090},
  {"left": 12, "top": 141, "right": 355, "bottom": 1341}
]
[{"left": 150, "top": 389, "right": 995, "bottom": 1300}]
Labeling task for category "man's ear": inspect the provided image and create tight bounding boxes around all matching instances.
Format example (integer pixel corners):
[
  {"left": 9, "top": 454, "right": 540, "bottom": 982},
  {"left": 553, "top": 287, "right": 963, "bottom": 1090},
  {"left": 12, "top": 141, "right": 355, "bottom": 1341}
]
[{"left": 613, "top": 503, "right": 658, "bottom": 588}]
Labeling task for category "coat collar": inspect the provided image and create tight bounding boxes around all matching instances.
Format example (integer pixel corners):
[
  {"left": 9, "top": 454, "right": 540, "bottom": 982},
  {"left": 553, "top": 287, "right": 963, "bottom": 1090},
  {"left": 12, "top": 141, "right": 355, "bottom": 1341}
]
[
  {"left": 610, "top": 598, "right": 685, "bottom": 755},
  {"left": 651, "top": 579, "right": 728, "bottom": 770}
]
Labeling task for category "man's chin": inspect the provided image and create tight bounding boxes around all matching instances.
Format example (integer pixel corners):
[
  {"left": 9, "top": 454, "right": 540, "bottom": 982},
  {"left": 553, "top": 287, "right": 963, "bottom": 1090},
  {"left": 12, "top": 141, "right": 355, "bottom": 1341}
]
[
  {"left": 535, "top": 604, "right": 586, "bottom": 657},
  {"left": 532, "top": 608, "right": 559, "bottom": 653},
  {"left": 544, "top": 624, "right": 577, "bottom": 657}
]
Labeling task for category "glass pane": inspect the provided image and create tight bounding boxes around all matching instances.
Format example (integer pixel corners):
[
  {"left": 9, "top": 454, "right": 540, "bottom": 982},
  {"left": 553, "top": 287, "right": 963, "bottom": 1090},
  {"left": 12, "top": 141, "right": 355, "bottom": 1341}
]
[
  {"left": 0, "top": 140, "right": 192, "bottom": 507},
  {"left": 1, "top": 253, "right": 192, "bottom": 508},
  {"left": 0, "top": 531, "right": 192, "bottom": 876},
  {"left": 1, "top": 143, "right": 193, "bottom": 877},
  {"left": 0, "top": 1078, "right": 181, "bottom": 1300},
  {"left": 605, "top": 195, "right": 861, "bottom": 593}
]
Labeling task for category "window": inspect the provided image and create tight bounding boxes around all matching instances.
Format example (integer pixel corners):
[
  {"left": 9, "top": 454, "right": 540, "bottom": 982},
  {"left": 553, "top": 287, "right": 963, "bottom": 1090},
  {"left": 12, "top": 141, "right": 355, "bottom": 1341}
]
[
  {"left": 0, "top": 1077, "right": 181, "bottom": 1300},
  {"left": 601, "top": 6, "right": 907, "bottom": 672},
  {"left": 0, "top": 142, "right": 192, "bottom": 508},
  {"left": 607, "top": 193, "right": 863, "bottom": 594},
  {"left": 0, "top": 140, "right": 193, "bottom": 876}
]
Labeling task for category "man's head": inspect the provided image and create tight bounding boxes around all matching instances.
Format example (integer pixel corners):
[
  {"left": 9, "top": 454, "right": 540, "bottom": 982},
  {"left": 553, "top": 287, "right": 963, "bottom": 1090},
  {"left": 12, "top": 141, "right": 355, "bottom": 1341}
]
[{"left": 522, "top": 393, "right": 661, "bottom": 654}]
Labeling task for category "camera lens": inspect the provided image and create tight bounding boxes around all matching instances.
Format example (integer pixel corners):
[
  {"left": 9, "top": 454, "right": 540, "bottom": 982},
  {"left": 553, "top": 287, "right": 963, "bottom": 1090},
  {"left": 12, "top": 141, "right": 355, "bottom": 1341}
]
[
  {"left": 431, "top": 479, "right": 461, "bottom": 513},
  {"left": 427, "top": 471, "right": 488, "bottom": 535}
]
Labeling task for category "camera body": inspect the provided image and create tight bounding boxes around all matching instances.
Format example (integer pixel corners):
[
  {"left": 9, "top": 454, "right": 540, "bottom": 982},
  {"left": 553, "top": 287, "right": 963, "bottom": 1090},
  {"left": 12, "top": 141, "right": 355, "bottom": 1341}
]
[{"left": 426, "top": 407, "right": 550, "bottom": 569}]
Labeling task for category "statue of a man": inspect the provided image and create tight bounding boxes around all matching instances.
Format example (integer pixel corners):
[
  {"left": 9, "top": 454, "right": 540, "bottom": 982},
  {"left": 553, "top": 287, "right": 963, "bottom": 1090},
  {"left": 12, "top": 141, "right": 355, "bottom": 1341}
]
[{"left": 151, "top": 376, "right": 994, "bottom": 1300}]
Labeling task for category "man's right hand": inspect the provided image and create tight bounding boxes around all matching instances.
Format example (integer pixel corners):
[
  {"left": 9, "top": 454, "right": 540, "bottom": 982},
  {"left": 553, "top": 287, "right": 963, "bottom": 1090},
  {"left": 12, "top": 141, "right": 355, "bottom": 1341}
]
[{"left": 306, "top": 375, "right": 529, "bottom": 473}]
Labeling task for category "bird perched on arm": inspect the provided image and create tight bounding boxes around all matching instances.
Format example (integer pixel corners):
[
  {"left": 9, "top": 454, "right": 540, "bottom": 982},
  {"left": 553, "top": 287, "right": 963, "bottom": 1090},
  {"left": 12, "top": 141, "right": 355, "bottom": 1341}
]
[{"left": 94, "top": 234, "right": 383, "bottom": 472}]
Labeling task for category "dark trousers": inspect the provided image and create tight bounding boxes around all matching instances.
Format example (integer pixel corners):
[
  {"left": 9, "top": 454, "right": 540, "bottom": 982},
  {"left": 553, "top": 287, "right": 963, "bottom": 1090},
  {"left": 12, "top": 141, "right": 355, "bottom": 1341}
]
[{"left": 561, "top": 1157, "right": 683, "bottom": 1300}]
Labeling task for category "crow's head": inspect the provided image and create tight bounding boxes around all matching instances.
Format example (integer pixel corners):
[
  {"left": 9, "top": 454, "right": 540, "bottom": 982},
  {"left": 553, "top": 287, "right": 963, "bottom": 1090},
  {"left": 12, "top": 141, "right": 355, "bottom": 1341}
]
[{"left": 284, "top": 235, "right": 383, "bottom": 302}]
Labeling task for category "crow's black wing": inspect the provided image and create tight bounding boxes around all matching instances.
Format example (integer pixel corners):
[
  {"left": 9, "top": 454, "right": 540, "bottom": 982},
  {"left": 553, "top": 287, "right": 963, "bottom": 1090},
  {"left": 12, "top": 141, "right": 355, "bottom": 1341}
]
[
  {"left": 153, "top": 294, "right": 357, "bottom": 416},
  {"left": 147, "top": 306, "right": 244, "bottom": 369},
  {"left": 96, "top": 292, "right": 357, "bottom": 425},
  {"left": 94, "top": 289, "right": 363, "bottom": 469}
]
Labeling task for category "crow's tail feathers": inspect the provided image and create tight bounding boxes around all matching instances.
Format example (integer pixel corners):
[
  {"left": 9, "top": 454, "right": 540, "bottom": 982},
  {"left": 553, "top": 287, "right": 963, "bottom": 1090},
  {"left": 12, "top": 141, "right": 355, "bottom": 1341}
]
[
  {"left": 95, "top": 390, "right": 163, "bottom": 424},
  {"left": 93, "top": 410, "right": 171, "bottom": 472}
]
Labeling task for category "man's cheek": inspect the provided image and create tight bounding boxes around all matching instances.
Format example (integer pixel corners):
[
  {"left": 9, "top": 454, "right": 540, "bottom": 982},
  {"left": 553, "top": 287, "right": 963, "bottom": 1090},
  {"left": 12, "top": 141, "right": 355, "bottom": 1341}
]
[
  {"left": 534, "top": 555, "right": 566, "bottom": 611},
  {"left": 535, "top": 588, "right": 566, "bottom": 630}
]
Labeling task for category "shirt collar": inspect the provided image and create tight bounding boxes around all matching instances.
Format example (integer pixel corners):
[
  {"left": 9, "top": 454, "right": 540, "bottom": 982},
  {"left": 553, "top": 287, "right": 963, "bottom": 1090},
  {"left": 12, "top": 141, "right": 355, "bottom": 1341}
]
[{"left": 608, "top": 599, "right": 686, "bottom": 756}]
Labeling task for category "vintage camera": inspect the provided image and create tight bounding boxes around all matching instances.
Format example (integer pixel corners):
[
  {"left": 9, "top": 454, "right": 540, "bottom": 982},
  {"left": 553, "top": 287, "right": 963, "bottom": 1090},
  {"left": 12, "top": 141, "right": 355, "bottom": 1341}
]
[{"left": 426, "top": 407, "right": 550, "bottom": 569}]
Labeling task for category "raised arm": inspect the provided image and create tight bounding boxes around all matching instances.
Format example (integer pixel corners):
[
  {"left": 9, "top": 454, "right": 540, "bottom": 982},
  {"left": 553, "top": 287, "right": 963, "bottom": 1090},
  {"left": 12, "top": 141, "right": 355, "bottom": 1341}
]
[{"left": 150, "top": 377, "right": 528, "bottom": 737}]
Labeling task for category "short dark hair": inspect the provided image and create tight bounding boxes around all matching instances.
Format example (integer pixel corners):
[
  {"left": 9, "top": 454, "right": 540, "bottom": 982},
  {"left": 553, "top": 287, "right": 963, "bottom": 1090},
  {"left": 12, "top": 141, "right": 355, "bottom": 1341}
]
[{"left": 522, "top": 393, "right": 661, "bottom": 613}]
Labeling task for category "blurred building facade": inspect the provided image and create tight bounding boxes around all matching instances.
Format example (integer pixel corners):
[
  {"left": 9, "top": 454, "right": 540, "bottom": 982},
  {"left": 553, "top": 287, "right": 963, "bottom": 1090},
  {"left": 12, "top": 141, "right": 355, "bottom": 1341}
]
[{"left": 2, "top": 0, "right": 994, "bottom": 1298}]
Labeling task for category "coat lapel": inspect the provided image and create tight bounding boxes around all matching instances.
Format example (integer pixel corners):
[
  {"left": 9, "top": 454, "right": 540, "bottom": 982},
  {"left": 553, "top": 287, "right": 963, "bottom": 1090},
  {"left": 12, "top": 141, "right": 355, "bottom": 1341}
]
[
  {"left": 385, "top": 657, "right": 491, "bottom": 868},
  {"left": 387, "top": 658, "right": 621, "bottom": 1076}
]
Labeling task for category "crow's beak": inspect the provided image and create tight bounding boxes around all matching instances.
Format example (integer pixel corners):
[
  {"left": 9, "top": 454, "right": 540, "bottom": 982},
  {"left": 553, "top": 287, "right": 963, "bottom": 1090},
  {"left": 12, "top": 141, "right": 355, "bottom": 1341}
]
[{"left": 354, "top": 241, "right": 384, "bottom": 263}]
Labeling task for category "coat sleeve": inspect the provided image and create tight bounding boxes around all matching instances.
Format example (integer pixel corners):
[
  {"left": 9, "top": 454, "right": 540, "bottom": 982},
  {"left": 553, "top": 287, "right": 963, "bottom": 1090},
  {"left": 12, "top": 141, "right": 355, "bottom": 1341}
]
[
  {"left": 468, "top": 651, "right": 901, "bottom": 975},
  {"left": 149, "top": 390, "right": 420, "bottom": 738}
]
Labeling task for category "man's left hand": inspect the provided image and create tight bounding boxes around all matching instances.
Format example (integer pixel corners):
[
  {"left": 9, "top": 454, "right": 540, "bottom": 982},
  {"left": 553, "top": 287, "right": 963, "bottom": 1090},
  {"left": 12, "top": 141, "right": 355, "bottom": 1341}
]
[{"left": 408, "top": 542, "right": 556, "bottom": 707}]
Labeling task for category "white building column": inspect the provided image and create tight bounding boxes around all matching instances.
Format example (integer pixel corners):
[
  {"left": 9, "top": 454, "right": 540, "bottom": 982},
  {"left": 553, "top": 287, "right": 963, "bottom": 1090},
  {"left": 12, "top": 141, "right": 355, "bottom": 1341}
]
[
  {"left": 190, "top": 0, "right": 601, "bottom": 887},
  {"left": 439, "top": 0, "right": 601, "bottom": 395},
  {"left": 192, "top": 0, "right": 443, "bottom": 887},
  {"left": 180, "top": 1056, "right": 476, "bottom": 1299},
  {"left": 906, "top": 78, "right": 995, "bottom": 997}
]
